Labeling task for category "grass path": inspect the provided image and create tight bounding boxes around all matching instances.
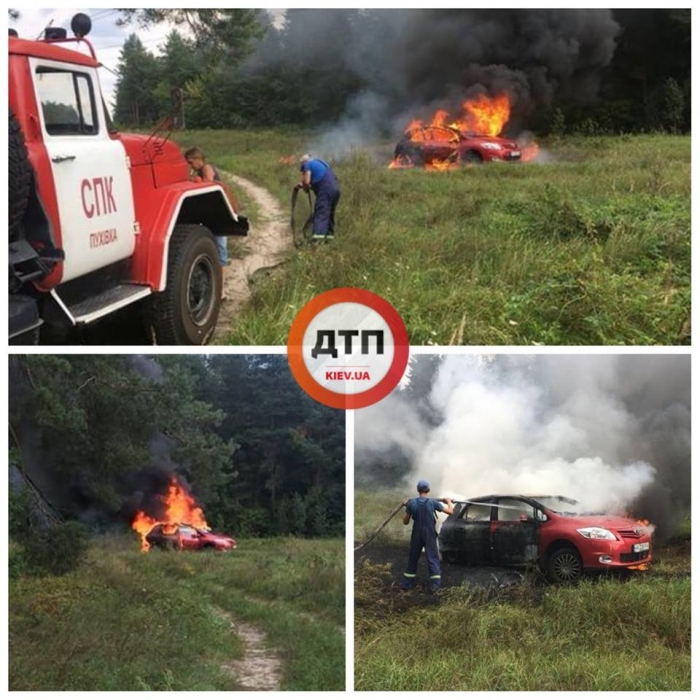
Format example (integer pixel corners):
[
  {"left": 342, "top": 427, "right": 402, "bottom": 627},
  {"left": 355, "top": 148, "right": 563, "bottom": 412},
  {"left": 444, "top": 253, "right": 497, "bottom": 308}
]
[
  {"left": 9, "top": 536, "right": 345, "bottom": 691},
  {"left": 215, "top": 172, "right": 292, "bottom": 343},
  {"left": 215, "top": 607, "right": 283, "bottom": 691}
]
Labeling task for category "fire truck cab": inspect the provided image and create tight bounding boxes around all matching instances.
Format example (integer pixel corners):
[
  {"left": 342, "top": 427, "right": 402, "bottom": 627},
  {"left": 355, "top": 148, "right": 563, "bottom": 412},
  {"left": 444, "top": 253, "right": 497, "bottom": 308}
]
[{"left": 9, "top": 14, "right": 248, "bottom": 345}]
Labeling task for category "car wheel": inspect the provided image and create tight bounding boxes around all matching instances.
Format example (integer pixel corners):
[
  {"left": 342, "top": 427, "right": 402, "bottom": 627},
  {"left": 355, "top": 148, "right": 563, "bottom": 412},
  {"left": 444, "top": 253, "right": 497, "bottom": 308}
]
[
  {"left": 150, "top": 224, "right": 222, "bottom": 345},
  {"left": 398, "top": 147, "right": 424, "bottom": 167},
  {"left": 547, "top": 547, "right": 583, "bottom": 584},
  {"left": 442, "top": 551, "right": 458, "bottom": 565},
  {"left": 462, "top": 150, "right": 483, "bottom": 165}
]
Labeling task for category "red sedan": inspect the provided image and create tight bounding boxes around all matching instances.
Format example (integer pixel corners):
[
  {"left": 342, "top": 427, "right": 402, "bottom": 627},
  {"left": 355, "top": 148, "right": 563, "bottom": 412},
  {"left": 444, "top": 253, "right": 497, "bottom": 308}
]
[
  {"left": 438, "top": 495, "right": 652, "bottom": 583},
  {"left": 146, "top": 524, "right": 237, "bottom": 552},
  {"left": 394, "top": 125, "right": 522, "bottom": 166}
]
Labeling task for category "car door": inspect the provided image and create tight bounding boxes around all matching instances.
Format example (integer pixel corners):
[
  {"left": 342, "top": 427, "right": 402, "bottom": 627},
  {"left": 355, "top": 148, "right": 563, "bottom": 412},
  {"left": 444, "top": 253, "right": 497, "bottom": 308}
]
[
  {"left": 491, "top": 498, "right": 540, "bottom": 566},
  {"left": 30, "top": 58, "right": 136, "bottom": 283},
  {"left": 177, "top": 526, "right": 202, "bottom": 549},
  {"left": 445, "top": 500, "right": 495, "bottom": 565},
  {"left": 434, "top": 127, "right": 458, "bottom": 160}
]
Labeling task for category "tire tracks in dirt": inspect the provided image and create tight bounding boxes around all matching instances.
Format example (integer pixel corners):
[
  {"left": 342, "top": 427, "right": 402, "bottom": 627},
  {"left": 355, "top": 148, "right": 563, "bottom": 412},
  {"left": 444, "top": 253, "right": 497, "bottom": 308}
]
[{"left": 213, "top": 173, "right": 292, "bottom": 344}]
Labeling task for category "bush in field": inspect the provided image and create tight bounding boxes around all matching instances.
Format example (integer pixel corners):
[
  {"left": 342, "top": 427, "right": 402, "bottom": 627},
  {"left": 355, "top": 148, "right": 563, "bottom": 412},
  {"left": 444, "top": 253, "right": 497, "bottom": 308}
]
[
  {"left": 658, "top": 78, "right": 686, "bottom": 133},
  {"left": 21, "top": 521, "right": 89, "bottom": 576},
  {"left": 9, "top": 487, "right": 33, "bottom": 537},
  {"left": 528, "top": 187, "right": 612, "bottom": 243},
  {"left": 233, "top": 507, "right": 273, "bottom": 537}
]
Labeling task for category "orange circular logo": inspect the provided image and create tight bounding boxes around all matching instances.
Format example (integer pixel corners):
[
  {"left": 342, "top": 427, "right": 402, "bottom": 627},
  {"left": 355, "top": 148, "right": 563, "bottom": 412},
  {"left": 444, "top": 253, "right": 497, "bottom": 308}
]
[{"left": 287, "top": 288, "right": 410, "bottom": 409}]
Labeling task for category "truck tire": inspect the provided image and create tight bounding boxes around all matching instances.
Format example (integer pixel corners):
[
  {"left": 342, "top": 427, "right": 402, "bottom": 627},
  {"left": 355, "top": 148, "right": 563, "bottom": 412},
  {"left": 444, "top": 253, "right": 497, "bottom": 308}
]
[
  {"left": 150, "top": 224, "right": 222, "bottom": 345},
  {"left": 9, "top": 110, "right": 32, "bottom": 238}
]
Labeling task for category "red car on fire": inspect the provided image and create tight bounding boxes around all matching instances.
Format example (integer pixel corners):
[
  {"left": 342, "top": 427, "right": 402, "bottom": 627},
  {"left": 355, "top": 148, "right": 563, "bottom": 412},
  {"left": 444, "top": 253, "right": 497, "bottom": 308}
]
[
  {"left": 146, "top": 524, "right": 237, "bottom": 552},
  {"left": 438, "top": 495, "right": 652, "bottom": 583},
  {"left": 393, "top": 125, "right": 522, "bottom": 166}
]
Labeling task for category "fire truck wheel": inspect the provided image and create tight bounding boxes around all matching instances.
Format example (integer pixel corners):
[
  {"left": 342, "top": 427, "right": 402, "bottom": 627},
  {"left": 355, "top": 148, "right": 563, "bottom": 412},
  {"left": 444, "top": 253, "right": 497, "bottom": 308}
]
[
  {"left": 9, "top": 110, "right": 32, "bottom": 238},
  {"left": 150, "top": 224, "right": 222, "bottom": 345}
]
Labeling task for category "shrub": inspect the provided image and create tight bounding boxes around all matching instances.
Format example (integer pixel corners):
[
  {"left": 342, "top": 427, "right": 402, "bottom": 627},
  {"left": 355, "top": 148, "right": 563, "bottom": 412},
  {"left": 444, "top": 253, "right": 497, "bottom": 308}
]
[{"left": 21, "top": 521, "right": 89, "bottom": 576}]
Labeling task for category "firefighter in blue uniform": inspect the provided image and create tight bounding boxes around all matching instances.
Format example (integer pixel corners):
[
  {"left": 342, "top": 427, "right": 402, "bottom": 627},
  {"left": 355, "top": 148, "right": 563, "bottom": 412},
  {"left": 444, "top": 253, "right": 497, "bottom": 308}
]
[
  {"left": 297, "top": 154, "right": 341, "bottom": 241},
  {"left": 401, "top": 480, "right": 454, "bottom": 591}
]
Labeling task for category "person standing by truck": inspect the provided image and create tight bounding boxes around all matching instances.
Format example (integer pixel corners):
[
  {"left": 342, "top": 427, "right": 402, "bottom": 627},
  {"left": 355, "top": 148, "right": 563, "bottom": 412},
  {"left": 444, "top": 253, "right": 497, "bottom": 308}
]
[
  {"left": 297, "top": 154, "right": 341, "bottom": 241},
  {"left": 184, "top": 147, "right": 232, "bottom": 270},
  {"left": 401, "top": 480, "right": 454, "bottom": 592}
]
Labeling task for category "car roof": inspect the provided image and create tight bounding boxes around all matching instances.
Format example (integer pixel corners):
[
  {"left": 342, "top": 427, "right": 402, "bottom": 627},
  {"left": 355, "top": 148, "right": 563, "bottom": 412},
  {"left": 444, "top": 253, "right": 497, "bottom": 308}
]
[
  {"left": 9, "top": 37, "right": 98, "bottom": 68},
  {"left": 458, "top": 495, "right": 572, "bottom": 503}
]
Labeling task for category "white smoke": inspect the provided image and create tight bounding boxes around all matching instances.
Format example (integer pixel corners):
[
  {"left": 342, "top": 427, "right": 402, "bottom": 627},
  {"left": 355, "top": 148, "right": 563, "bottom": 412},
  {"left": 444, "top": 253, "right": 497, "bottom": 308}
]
[
  {"left": 356, "top": 355, "right": 691, "bottom": 521},
  {"left": 421, "top": 362, "right": 655, "bottom": 512}
]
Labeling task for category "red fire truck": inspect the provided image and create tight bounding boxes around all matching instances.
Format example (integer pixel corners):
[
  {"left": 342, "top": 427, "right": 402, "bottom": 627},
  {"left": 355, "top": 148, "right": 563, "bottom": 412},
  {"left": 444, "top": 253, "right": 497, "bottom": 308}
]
[{"left": 9, "top": 13, "right": 248, "bottom": 344}]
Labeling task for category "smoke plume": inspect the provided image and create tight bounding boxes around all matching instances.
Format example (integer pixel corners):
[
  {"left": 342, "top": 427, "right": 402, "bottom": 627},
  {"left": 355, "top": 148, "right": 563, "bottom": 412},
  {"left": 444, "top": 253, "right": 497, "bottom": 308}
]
[
  {"left": 247, "top": 9, "right": 621, "bottom": 156},
  {"left": 356, "top": 355, "right": 690, "bottom": 539}
]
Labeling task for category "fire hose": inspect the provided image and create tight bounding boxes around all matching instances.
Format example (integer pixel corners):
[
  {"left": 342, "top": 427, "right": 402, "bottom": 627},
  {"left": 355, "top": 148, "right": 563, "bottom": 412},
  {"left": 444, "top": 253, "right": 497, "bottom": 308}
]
[
  {"left": 291, "top": 186, "right": 314, "bottom": 246},
  {"left": 354, "top": 498, "right": 531, "bottom": 552}
]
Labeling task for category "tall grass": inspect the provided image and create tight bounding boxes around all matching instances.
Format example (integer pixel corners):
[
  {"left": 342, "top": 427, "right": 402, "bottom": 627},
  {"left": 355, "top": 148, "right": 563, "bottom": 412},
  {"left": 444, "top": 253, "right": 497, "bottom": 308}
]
[
  {"left": 174, "top": 131, "right": 690, "bottom": 346},
  {"left": 355, "top": 575, "right": 691, "bottom": 691},
  {"left": 9, "top": 535, "right": 344, "bottom": 691}
]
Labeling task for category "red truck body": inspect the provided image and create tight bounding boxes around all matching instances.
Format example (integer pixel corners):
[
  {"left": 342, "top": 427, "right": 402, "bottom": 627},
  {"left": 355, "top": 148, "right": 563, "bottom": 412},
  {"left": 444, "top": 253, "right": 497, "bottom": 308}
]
[{"left": 9, "top": 22, "right": 247, "bottom": 344}]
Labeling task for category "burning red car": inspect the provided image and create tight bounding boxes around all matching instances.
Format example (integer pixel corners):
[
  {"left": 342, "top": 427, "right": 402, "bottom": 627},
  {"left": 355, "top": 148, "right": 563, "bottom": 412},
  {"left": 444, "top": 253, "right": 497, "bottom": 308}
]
[
  {"left": 393, "top": 125, "right": 522, "bottom": 167},
  {"left": 438, "top": 495, "right": 652, "bottom": 583},
  {"left": 146, "top": 523, "right": 237, "bottom": 552},
  {"left": 131, "top": 476, "right": 237, "bottom": 553},
  {"left": 389, "top": 92, "right": 537, "bottom": 170}
]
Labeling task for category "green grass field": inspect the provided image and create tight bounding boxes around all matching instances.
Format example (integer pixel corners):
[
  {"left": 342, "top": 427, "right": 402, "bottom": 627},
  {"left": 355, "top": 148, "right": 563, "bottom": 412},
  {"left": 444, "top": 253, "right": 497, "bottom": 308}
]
[
  {"left": 354, "top": 490, "right": 691, "bottom": 691},
  {"left": 9, "top": 535, "right": 344, "bottom": 691},
  {"left": 174, "top": 130, "right": 690, "bottom": 346}
]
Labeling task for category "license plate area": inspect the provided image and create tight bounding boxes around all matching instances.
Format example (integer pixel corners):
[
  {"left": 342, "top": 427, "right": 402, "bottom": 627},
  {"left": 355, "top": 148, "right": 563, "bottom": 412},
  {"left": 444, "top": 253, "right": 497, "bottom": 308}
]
[{"left": 633, "top": 542, "right": 650, "bottom": 553}]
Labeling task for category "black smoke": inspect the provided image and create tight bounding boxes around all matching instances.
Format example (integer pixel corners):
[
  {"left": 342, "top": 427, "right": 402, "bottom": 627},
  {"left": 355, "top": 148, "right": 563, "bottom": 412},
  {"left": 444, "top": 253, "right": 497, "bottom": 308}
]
[
  {"left": 246, "top": 9, "right": 621, "bottom": 149},
  {"left": 387, "top": 10, "right": 620, "bottom": 123}
]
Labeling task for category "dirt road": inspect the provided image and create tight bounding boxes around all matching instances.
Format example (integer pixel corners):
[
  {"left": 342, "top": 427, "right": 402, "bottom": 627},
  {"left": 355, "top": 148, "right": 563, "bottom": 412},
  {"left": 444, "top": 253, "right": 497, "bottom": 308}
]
[{"left": 214, "top": 173, "right": 292, "bottom": 343}]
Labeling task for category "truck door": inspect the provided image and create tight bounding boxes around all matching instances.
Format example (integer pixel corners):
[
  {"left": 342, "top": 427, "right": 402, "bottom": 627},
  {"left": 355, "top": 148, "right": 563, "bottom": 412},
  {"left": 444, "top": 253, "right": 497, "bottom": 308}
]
[
  {"left": 491, "top": 498, "right": 540, "bottom": 566},
  {"left": 30, "top": 58, "right": 136, "bottom": 283}
]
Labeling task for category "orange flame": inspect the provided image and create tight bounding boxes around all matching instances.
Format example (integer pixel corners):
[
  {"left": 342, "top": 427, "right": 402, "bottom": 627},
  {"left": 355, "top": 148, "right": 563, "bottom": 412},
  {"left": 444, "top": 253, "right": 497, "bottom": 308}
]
[
  {"left": 452, "top": 94, "right": 511, "bottom": 137},
  {"left": 278, "top": 154, "right": 296, "bottom": 165},
  {"left": 389, "top": 92, "right": 539, "bottom": 170},
  {"left": 627, "top": 563, "right": 649, "bottom": 571},
  {"left": 131, "top": 477, "right": 209, "bottom": 552},
  {"left": 425, "top": 160, "right": 459, "bottom": 172},
  {"left": 404, "top": 93, "right": 511, "bottom": 143},
  {"left": 521, "top": 142, "right": 540, "bottom": 162}
]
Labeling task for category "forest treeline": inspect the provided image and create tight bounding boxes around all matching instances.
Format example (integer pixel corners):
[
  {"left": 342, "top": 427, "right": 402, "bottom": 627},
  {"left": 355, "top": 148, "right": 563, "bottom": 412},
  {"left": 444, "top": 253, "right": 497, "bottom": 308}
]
[
  {"left": 9, "top": 355, "right": 345, "bottom": 544},
  {"left": 109, "top": 9, "right": 690, "bottom": 135}
]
